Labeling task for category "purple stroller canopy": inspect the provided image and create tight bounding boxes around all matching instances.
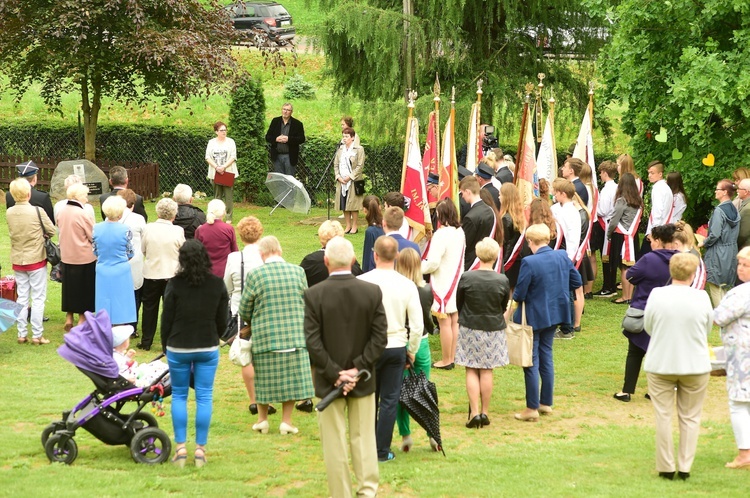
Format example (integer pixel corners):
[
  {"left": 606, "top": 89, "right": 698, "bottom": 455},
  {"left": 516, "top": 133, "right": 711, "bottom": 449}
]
[{"left": 58, "top": 310, "right": 119, "bottom": 378}]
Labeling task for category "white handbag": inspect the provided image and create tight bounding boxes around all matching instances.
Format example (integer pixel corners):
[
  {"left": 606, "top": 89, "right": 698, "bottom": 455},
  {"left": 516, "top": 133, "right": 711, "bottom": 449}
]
[{"left": 229, "top": 335, "right": 252, "bottom": 367}]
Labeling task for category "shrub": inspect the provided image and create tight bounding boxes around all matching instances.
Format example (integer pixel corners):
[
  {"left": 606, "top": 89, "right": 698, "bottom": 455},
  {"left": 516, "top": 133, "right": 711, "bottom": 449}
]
[{"left": 283, "top": 73, "right": 316, "bottom": 100}]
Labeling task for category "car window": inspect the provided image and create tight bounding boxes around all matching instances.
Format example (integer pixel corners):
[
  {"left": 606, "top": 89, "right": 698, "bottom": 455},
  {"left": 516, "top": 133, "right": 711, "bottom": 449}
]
[
  {"left": 266, "top": 5, "right": 290, "bottom": 16},
  {"left": 234, "top": 4, "right": 255, "bottom": 18}
]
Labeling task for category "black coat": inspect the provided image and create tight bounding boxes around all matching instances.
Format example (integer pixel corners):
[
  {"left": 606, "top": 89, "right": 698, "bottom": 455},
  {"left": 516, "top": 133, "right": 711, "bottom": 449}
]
[
  {"left": 6, "top": 187, "right": 54, "bottom": 225},
  {"left": 495, "top": 167, "right": 513, "bottom": 185},
  {"left": 481, "top": 183, "right": 501, "bottom": 210},
  {"left": 461, "top": 201, "right": 496, "bottom": 270},
  {"left": 265, "top": 116, "right": 306, "bottom": 167},
  {"left": 100, "top": 188, "right": 148, "bottom": 222},
  {"left": 300, "top": 249, "right": 363, "bottom": 288}
]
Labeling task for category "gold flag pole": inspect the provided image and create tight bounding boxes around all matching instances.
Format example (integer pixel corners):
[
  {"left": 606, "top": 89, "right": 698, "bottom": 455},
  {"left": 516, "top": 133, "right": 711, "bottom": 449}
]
[
  {"left": 535, "top": 73, "right": 545, "bottom": 144},
  {"left": 401, "top": 89, "right": 418, "bottom": 191},
  {"left": 434, "top": 73, "right": 441, "bottom": 165},
  {"left": 588, "top": 80, "right": 594, "bottom": 130}
]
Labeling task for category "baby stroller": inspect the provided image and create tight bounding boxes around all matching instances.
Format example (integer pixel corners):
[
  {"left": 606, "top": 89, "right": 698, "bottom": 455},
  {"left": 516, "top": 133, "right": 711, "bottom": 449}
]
[{"left": 42, "top": 311, "right": 172, "bottom": 465}]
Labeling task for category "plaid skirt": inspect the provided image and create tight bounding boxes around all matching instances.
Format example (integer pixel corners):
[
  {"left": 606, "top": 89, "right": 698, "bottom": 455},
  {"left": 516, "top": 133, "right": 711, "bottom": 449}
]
[{"left": 253, "top": 348, "right": 314, "bottom": 404}]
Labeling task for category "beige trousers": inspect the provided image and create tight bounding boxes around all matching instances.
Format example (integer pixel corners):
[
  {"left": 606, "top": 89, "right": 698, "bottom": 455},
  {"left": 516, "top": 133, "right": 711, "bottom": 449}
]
[
  {"left": 317, "top": 394, "right": 379, "bottom": 498},
  {"left": 706, "top": 282, "right": 727, "bottom": 308},
  {"left": 647, "top": 372, "right": 710, "bottom": 473}
]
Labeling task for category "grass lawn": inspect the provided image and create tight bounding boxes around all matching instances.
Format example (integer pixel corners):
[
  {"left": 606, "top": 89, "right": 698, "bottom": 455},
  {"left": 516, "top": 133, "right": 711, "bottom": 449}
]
[{"left": 0, "top": 199, "right": 745, "bottom": 497}]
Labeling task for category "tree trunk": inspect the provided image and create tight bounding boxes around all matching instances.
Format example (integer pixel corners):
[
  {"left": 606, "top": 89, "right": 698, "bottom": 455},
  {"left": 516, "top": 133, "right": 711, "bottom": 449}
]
[{"left": 80, "top": 75, "right": 101, "bottom": 161}]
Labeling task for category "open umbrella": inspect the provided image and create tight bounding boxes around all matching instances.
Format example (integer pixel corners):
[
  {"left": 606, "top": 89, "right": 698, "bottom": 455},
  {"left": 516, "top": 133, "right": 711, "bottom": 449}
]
[
  {"left": 265, "top": 172, "right": 311, "bottom": 214},
  {"left": 399, "top": 368, "right": 446, "bottom": 456},
  {"left": 315, "top": 369, "right": 371, "bottom": 412},
  {"left": 0, "top": 298, "right": 25, "bottom": 332}
]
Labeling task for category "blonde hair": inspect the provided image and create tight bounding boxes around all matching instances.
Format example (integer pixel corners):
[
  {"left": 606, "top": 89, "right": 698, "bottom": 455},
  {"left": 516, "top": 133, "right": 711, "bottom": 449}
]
[
  {"left": 102, "top": 195, "right": 127, "bottom": 220},
  {"left": 498, "top": 183, "right": 526, "bottom": 232},
  {"left": 673, "top": 221, "right": 696, "bottom": 250},
  {"left": 318, "top": 220, "right": 345, "bottom": 247},
  {"left": 155, "top": 198, "right": 178, "bottom": 220},
  {"left": 206, "top": 199, "right": 226, "bottom": 224},
  {"left": 669, "top": 252, "right": 699, "bottom": 281},
  {"left": 579, "top": 162, "right": 593, "bottom": 186},
  {"left": 525, "top": 223, "right": 551, "bottom": 245},
  {"left": 475, "top": 237, "right": 500, "bottom": 263},
  {"left": 396, "top": 248, "right": 425, "bottom": 286},
  {"left": 738, "top": 246, "right": 750, "bottom": 261},
  {"left": 9, "top": 178, "right": 30, "bottom": 202},
  {"left": 67, "top": 183, "right": 89, "bottom": 202}
]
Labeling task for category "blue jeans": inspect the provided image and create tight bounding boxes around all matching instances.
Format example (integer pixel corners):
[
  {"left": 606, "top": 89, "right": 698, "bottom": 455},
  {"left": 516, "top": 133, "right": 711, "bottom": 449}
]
[
  {"left": 167, "top": 349, "right": 220, "bottom": 446},
  {"left": 522, "top": 326, "right": 555, "bottom": 409},
  {"left": 375, "top": 346, "right": 406, "bottom": 458}
]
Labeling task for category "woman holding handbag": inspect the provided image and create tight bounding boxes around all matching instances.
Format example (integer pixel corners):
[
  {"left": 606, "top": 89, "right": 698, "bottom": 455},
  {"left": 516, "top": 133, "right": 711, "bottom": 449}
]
[
  {"left": 511, "top": 224, "right": 582, "bottom": 422},
  {"left": 205, "top": 121, "right": 237, "bottom": 223},
  {"left": 6, "top": 178, "right": 55, "bottom": 345},
  {"left": 455, "top": 238, "right": 510, "bottom": 429},
  {"left": 334, "top": 127, "right": 365, "bottom": 234}
]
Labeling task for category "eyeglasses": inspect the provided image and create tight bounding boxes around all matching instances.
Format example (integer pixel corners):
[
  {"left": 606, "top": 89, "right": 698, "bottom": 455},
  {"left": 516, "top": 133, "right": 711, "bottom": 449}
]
[
  {"left": 218, "top": 128, "right": 227, "bottom": 132},
  {"left": 739, "top": 188, "right": 749, "bottom": 192},
  {"left": 716, "top": 188, "right": 726, "bottom": 191}
]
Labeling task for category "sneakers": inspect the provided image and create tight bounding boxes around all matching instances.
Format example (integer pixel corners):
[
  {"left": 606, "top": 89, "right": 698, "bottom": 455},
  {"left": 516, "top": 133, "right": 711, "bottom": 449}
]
[
  {"left": 554, "top": 330, "right": 575, "bottom": 340},
  {"left": 378, "top": 451, "right": 396, "bottom": 462},
  {"left": 593, "top": 289, "right": 616, "bottom": 298}
]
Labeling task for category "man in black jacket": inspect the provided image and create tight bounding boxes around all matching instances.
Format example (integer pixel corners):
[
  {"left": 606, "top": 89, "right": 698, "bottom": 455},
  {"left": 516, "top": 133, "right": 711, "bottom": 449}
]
[
  {"left": 172, "top": 183, "right": 206, "bottom": 240},
  {"left": 99, "top": 166, "right": 148, "bottom": 221},
  {"left": 265, "top": 103, "right": 306, "bottom": 176},
  {"left": 5, "top": 161, "right": 54, "bottom": 224},
  {"left": 460, "top": 176, "right": 496, "bottom": 270}
]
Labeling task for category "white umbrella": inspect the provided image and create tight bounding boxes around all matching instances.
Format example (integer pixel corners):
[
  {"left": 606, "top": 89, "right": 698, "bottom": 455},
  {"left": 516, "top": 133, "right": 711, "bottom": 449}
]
[{"left": 265, "top": 173, "right": 311, "bottom": 214}]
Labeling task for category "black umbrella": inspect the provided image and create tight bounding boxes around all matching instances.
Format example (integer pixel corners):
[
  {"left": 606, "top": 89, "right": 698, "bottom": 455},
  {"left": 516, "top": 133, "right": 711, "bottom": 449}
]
[
  {"left": 315, "top": 369, "right": 372, "bottom": 412},
  {"left": 399, "top": 368, "right": 446, "bottom": 456}
]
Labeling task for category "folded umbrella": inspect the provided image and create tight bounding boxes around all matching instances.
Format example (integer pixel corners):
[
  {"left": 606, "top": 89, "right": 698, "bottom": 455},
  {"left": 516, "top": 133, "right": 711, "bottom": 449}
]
[
  {"left": 399, "top": 368, "right": 446, "bottom": 456},
  {"left": 0, "top": 298, "right": 25, "bottom": 332},
  {"left": 315, "top": 369, "right": 371, "bottom": 412}
]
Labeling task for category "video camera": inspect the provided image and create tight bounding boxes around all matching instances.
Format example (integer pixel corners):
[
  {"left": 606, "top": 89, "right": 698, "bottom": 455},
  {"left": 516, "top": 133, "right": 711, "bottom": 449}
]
[{"left": 482, "top": 125, "right": 499, "bottom": 150}]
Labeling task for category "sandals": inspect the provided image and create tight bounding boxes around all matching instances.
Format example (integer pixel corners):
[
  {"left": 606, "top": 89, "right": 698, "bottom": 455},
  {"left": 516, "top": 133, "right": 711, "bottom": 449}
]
[
  {"left": 171, "top": 447, "right": 188, "bottom": 468},
  {"left": 32, "top": 337, "right": 50, "bottom": 345},
  {"left": 194, "top": 447, "right": 207, "bottom": 468},
  {"left": 17, "top": 337, "right": 28, "bottom": 344}
]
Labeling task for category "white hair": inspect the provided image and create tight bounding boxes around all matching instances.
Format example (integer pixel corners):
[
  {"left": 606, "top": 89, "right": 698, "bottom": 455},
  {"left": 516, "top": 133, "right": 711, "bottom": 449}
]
[{"left": 206, "top": 199, "right": 226, "bottom": 224}]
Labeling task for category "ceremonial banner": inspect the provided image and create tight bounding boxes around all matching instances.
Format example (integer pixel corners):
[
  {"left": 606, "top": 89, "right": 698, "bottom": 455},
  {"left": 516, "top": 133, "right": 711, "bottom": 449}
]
[
  {"left": 465, "top": 102, "right": 480, "bottom": 172},
  {"left": 439, "top": 103, "right": 458, "bottom": 211},
  {"left": 573, "top": 107, "right": 597, "bottom": 183},
  {"left": 516, "top": 106, "right": 537, "bottom": 209},
  {"left": 401, "top": 117, "right": 431, "bottom": 241},
  {"left": 422, "top": 111, "right": 439, "bottom": 204},
  {"left": 536, "top": 112, "right": 558, "bottom": 185}
]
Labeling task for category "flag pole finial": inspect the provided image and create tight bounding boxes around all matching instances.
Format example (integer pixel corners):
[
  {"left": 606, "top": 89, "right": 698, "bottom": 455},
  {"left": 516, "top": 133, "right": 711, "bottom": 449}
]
[
  {"left": 524, "top": 83, "right": 534, "bottom": 102},
  {"left": 549, "top": 86, "right": 555, "bottom": 104},
  {"left": 433, "top": 74, "right": 441, "bottom": 102},
  {"left": 407, "top": 90, "right": 418, "bottom": 109},
  {"left": 588, "top": 80, "right": 595, "bottom": 96},
  {"left": 451, "top": 86, "right": 456, "bottom": 105},
  {"left": 476, "top": 79, "right": 483, "bottom": 96},
  {"left": 537, "top": 73, "right": 545, "bottom": 90}
]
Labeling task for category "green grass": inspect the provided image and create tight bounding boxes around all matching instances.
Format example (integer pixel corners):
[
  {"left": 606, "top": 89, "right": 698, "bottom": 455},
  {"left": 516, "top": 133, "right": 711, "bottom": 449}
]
[{"left": 0, "top": 200, "right": 746, "bottom": 497}]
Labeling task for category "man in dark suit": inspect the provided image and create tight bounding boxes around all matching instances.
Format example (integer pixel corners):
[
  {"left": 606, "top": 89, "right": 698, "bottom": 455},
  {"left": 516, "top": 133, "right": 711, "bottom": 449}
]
[
  {"left": 460, "top": 176, "right": 496, "bottom": 270},
  {"left": 99, "top": 166, "right": 148, "bottom": 221},
  {"left": 6, "top": 161, "right": 54, "bottom": 224},
  {"left": 457, "top": 166, "right": 473, "bottom": 218},
  {"left": 475, "top": 161, "right": 501, "bottom": 210},
  {"left": 561, "top": 157, "right": 589, "bottom": 207},
  {"left": 382, "top": 206, "right": 420, "bottom": 254},
  {"left": 304, "top": 236, "right": 387, "bottom": 498},
  {"left": 495, "top": 155, "right": 514, "bottom": 185},
  {"left": 265, "top": 102, "right": 306, "bottom": 176}
]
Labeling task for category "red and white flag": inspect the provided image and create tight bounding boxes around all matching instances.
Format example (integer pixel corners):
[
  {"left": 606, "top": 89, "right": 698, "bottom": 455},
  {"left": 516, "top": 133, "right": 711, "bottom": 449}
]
[
  {"left": 573, "top": 107, "right": 597, "bottom": 183},
  {"left": 422, "top": 111, "right": 439, "bottom": 204},
  {"left": 439, "top": 108, "right": 458, "bottom": 210},
  {"left": 401, "top": 117, "right": 431, "bottom": 241}
]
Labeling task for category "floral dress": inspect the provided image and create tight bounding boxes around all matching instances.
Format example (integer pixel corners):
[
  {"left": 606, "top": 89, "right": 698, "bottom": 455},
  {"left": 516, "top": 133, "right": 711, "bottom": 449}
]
[{"left": 714, "top": 281, "right": 750, "bottom": 402}]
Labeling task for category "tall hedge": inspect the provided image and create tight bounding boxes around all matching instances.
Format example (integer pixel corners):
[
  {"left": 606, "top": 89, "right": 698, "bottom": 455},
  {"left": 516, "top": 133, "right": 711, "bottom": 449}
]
[{"left": 229, "top": 77, "right": 270, "bottom": 204}]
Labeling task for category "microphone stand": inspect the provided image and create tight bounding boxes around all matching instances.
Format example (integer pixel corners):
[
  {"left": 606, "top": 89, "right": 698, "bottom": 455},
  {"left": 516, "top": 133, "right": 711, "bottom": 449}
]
[{"left": 314, "top": 141, "right": 343, "bottom": 220}]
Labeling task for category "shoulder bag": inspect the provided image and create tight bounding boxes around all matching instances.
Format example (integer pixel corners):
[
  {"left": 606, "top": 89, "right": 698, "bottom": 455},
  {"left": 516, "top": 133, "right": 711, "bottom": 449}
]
[
  {"left": 221, "top": 252, "right": 245, "bottom": 344},
  {"left": 229, "top": 324, "right": 252, "bottom": 367},
  {"left": 506, "top": 302, "right": 533, "bottom": 367},
  {"left": 621, "top": 306, "right": 645, "bottom": 333},
  {"left": 36, "top": 208, "right": 60, "bottom": 266}
]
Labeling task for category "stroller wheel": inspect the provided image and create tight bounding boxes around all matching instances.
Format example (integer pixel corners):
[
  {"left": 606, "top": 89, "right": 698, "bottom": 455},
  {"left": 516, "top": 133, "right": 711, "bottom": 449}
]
[
  {"left": 45, "top": 434, "right": 78, "bottom": 465},
  {"left": 41, "top": 423, "right": 61, "bottom": 448},
  {"left": 125, "top": 411, "right": 159, "bottom": 430},
  {"left": 130, "top": 427, "right": 172, "bottom": 465}
]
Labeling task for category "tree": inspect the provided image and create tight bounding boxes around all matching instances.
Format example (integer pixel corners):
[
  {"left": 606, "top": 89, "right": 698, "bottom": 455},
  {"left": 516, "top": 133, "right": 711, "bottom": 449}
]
[
  {"left": 229, "top": 76, "right": 268, "bottom": 203},
  {"left": 0, "top": 0, "right": 241, "bottom": 160},
  {"left": 600, "top": 0, "right": 750, "bottom": 223},
  {"left": 316, "top": 0, "right": 612, "bottom": 136}
]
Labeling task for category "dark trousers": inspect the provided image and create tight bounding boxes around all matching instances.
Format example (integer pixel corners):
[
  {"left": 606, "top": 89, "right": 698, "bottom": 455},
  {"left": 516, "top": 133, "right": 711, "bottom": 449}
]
[
  {"left": 559, "top": 291, "right": 575, "bottom": 333},
  {"left": 604, "top": 232, "right": 625, "bottom": 291},
  {"left": 127, "top": 287, "right": 142, "bottom": 332},
  {"left": 375, "top": 346, "right": 406, "bottom": 459},
  {"left": 622, "top": 340, "right": 647, "bottom": 394},
  {"left": 638, "top": 236, "right": 652, "bottom": 261},
  {"left": 523, "top": 326, "right": 556, "bottom": 409},
  {"left": 140, "top": 278, "right": 169, "bottom": 348}
]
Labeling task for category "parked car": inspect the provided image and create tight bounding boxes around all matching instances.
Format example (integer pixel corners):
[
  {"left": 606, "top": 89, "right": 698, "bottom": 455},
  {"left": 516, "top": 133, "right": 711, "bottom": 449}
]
[{"left": 225, "top": 1, "right": 296, "bottom": 46}]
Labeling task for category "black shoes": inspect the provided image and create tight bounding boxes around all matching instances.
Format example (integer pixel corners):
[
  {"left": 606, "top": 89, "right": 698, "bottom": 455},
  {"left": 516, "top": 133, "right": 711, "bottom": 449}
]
[
  {"left": 136, "top": 343, "right": 151, "bottom": 351},
  {"left": 584, "top": 292, "right": 593, "bottom": 300},
  {"left": 432, "top": 362, "right": 455, "bottom": 370},
  {"left": 677, "top": 472, "right": 690, "bottom": 480},
  {"left": 295, "top": 399, "right": 313, "bottom": 413},
  {"left": 659, "top": 471, "right": 675, "bottom": 480},
  {"left": 249, "top": 404, "right": 277, "bottom": 415},
  {"left": 613, "top": 393, "right": 631, "bottom": 402},
  {"left": 466, "top": 415, "right": 482, "bottom": 429},
  {"left": 480, "top": 414, "right": 490, "bottom": 427}
]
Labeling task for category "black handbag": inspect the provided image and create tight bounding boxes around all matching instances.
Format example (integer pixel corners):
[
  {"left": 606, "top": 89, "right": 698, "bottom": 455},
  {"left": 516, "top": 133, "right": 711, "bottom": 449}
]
[
  {"left": 36, "top": 208, "right": 60, "bottom": 266},
  {"left": 221, "top": 252, "right": 245, "bottom": 343},
  {"left": 353, "top": 179, "right": 366, "bottom": 196}
]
